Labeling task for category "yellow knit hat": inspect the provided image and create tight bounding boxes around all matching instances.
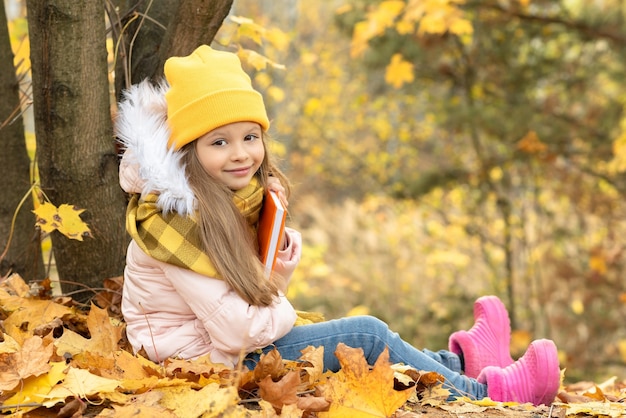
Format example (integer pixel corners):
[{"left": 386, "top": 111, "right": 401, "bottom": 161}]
[{"left": 164, "top": 45, "right": 270, "bottom": 150}]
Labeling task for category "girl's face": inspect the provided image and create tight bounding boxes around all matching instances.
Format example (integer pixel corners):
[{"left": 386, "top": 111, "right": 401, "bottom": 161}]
[{"left": 195, "top": 121, "right": 265, "bottom": 191}]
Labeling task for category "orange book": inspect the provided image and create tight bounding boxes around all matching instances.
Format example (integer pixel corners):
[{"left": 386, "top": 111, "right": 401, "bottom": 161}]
[{"left": 258, "top": 190, "right": 286, "bottom": 278}]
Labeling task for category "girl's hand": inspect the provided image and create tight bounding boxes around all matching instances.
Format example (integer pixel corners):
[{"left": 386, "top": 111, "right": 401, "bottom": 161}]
[{"left": 267, "top": 176, "right": 289, "bottom": 208}]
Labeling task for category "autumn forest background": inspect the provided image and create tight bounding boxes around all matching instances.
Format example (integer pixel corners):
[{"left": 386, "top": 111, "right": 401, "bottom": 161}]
[{"left": 2, "top": 0, "right": 626, "bottom": 389}]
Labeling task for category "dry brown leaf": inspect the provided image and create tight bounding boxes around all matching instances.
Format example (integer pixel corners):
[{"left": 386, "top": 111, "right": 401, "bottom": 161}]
[
  {"left": 1, "top": 273, "right": 31, "bottom": 297},
  {"left": 165, "top": 352, "right": 229, "bottom": 377},
  {"left": 259, "top": 370, "right": 301, "bottom": 411},
  {"left": 0, "top": 335, "right": 53, "bottom": 391},
  {"left": 300, "top": 345, "right": 325, "bottom": 386},
  {"left": 94, "top": 391, "right": 178, "bottom": 417},
  {"left": 1, "top": 361, "right": 67, "bottom": 411},
  {"left": 57, "top": 397, "right": 87, "bottom": 418},
  {"left": 92, "top": 276, "right": 124, "bottom": 314},
  {"left": 254, "top": 347, "right": 286, "bottom": 381},
  {"left": 296, "top": 394, "right": 331, "bottom": 412}
]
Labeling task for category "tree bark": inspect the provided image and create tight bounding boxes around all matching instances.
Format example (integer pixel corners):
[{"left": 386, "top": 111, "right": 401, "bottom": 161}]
[
  {"left": 26, "top": 0, "right": 128, "bottom": 302},
  {"left": 110, "top": 0, "right": 177, "bottom": 98},
  {"left": 0, "top": 1, "right": 43, "bottom": 281},
  {"left": 156, "top": 0, "right": 233, "bottom": 76},
  {"left": 111, "top": 0, "right": 233, "bottom": 100}
]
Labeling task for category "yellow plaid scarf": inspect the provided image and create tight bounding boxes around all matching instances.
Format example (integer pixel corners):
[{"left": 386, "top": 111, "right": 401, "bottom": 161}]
[{"left": 126, "top": 179, "right": 263, "bottom": 278}]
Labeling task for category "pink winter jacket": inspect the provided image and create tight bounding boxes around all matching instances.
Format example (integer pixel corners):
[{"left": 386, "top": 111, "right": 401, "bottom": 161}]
[{"left": 116, "top": 81, "right": 299, "bottom": 366}]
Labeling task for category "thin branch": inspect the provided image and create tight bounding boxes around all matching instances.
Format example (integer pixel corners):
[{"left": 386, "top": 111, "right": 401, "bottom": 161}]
[{"left": 476, "top": 1, "right": 626, "bottom": 44}]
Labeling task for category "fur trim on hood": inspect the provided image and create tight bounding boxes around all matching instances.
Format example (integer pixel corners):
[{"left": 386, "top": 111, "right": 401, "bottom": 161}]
[{"left": 116, "top": 80, "right": 195, "bottom": 215}]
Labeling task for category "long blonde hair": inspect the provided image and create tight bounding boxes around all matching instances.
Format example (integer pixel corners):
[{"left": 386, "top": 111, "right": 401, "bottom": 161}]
[{"left": 181, "top": 134, "right": 291, "bottom": 306}]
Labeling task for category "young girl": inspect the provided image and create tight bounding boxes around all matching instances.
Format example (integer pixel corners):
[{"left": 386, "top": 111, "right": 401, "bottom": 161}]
[{"left": 116, "top": 45, "right": 560, "bottom": 406}]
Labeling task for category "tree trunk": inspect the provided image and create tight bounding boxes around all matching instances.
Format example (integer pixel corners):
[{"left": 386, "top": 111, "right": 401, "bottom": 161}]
[
  {"left": 156, "top": 0, "right": 233, "bottom": 77},
  {"left": 109, "top": 0, "right": 233, "bottom": 100},
  {"left": 111, "top": 0, "right": 233, "bottom": 101},
  {"left": 109, "top": 0, "right": 178, "bottom": 98},
  {"left": 26, "top": 0, "right": 128, "bottom": 302},
  {"left": 0, "top": 1, "right": 43, "bottom": 281}
]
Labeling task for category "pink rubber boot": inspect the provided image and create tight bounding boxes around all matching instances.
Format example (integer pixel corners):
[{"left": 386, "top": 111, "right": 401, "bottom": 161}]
[
  {"left": 449, "top": 295, "right": 514, "bottom": 378},
  {"left": 477, "top": 339, "right": 560, "bottom": 405}
]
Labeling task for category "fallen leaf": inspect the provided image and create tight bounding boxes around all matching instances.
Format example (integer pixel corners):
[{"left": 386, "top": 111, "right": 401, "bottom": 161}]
[
  {"left": 0, "top": 332, "right": 21, "bottom": 354},
  {"left": 1, "top": 273, "right": 31, "bottom": 297},
  {"left": 254, "top": 347, "right": 286, "bottom": 381},
  {"left": 43, "top": 367, "right": 121, "bottom": 407},
  {"left": 555, "top": 401, "right": 626, "bottom": 417},
  {"left": 57, "top": 397, "right": 87, "bottom": 418},
  {"left": 0, "top": 336, "right": 53, "bottom": 391},
  {"left": 1, "top": 297, "right": 74, "bottom": 343},
  {"left": 165, "top": 352, "right": 229, "bottom": 377},
  {"left": 259, "top": 370, "right": 300, "bottom": 411},
  {"left": 94, "top": 391, "right": 178, "bottom": 418},
  {"left": 319, "top": 344, "right": 415, "bottom": 417},
  {"left": 54, "top": 303, "right": 123, "bottom": 358},
  {"left": 158, "top": 383, "right": 245, "bottom": 417},
  {"left": 297, "top": 395, "right": 331, "bottom": 413},
  {"left": 2, "top": 361, "right": 67, "bottom": 412},
  {"left": 300, "top": 345, "right": 325, "bottom": 386}
]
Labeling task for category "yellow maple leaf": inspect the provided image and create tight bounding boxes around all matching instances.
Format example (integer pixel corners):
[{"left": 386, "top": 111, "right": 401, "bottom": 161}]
[
  {"left": 2, "top": 361, "right": 67, "bottom": 412},
  {"left": 460, "top": 396, "right": 519, "bottom": 407},
  {"left": 0, "top": 333, "right": 21, "bottom": 354},
  {"left": 32, "top": 202, "right": 92, "bottom": 241},
  {"left": 43, "top": 367, "right": 121, "bottom": 406},
  {"left": 56, "top": 203, "right": 92, "bottom": 241},
  {"left": 553, "top": 401, "right": 626, "bottom": 416},
  {"left": 371, "top": 0, "right": 405, "bottom": 29},
  {"left": 319, "top": 344, "right": 415, "bottom": 417},
  {"left": 54, "top": 303, "right": 123, "bottom": 358},
  {"left": 32, "top": 201, "right": 61, "bottom": 233},
  {"left": 419, "top": 12, "right": 447, "bottom": 35},
  {"left": 165, "top": 352, "right": 229, "bottom": 377},
  {"left": 158, "top": 383, "right": 243, "bottom": 417},
  {"left": 385, "top": 53, "right": 414, "bottom": 89},
  {"left": 97, "top": 391, "right": 177, "bottom": 417},
  {"left": 265, "top": 27, "right": 290, "bottom": 52},
  {"left": 350, "top": 1, "right": 405, "bottom": 58},
  {"left": 407, "top": 0, "right": 473, "bottom": 39},
  {"left": 238, "top": 48, "right": 285, "bottom": 72},
  {"left": 449, "top": 16, "right": 473, "bottom": 36},
  {"left": 230, "top": 15, "right": 266, "bottom": 46},
  {"left": 2, "top": 298, "right": 75, "bottom": 344}
]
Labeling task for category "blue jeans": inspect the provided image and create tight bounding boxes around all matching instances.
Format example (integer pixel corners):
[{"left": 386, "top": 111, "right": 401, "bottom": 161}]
[{"left": 244, "top": 315, "right": 488, "bottom": 400}]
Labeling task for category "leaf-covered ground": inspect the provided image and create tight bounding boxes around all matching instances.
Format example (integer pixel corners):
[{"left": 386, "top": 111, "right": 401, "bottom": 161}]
[{"left": 1, "top": 273, "right": 625, "bottom": 417}]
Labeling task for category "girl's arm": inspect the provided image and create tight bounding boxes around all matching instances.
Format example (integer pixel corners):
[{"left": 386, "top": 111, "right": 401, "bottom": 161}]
[{"left": 163, "top": 262, "right": 297, "bottom": 356}]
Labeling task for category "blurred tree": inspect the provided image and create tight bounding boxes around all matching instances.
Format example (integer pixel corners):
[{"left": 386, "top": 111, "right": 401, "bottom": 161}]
[
  {"left": 0, "top": 1, "right": 43, "bottom": 281},
  {"left": 312, "top": 0, "right": 626, "bottom": 327}
]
